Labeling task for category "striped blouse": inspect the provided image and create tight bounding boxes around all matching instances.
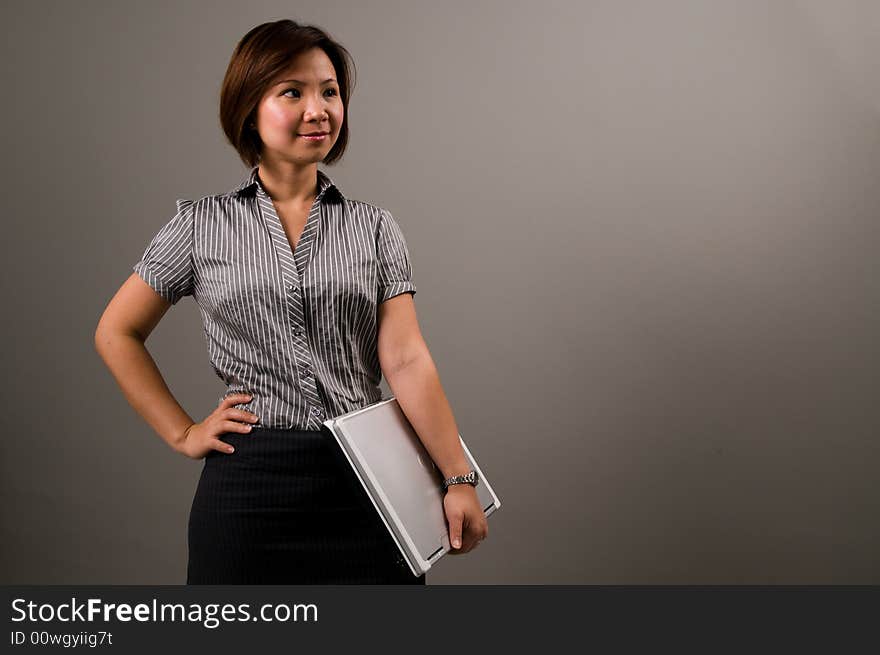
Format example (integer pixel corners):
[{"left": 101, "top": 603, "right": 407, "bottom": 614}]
[{"left": 132, "top": 165, "right": 417, "bottom": 430}]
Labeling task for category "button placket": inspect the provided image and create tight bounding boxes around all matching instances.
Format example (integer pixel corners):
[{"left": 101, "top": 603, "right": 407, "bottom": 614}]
[{"left": 256, "top": 185, "right": 327, "bottom": 427}]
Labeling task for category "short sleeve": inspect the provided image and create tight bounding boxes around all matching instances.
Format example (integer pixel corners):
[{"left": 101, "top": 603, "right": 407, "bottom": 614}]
[
  {"left": 376, "top": 208, "right": 417, "bottom": 303},
  {"left": 132, "top": 199, "right": 195, "bottom": 305}
]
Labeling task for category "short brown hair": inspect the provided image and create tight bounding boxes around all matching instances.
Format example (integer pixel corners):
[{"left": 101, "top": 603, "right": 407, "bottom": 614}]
[{"left": 219, "top": 20, "right": 356, "bottom": 168}]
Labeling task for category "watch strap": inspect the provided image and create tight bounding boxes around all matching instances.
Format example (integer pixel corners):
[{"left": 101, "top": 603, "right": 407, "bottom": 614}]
[{"left": 442, "top": 470, "right": 478, "bottom": 489}]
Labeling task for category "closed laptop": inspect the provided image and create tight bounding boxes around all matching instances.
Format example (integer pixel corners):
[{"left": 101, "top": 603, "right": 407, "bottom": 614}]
[{"left": 322, "top": 397, "right": 501, "bottom": 577}]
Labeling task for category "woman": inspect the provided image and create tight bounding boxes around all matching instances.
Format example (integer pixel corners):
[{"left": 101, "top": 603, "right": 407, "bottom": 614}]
[{"left": 94, "top": 19, "right": 488, "bottom": 584}]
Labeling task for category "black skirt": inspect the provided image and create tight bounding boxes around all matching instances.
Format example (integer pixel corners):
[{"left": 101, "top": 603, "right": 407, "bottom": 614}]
[{"left": 187, "top": 427, "right": 426, "bottom": 584}]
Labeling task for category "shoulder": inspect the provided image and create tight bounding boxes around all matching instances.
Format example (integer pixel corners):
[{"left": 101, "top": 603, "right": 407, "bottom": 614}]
[
  {"left": 342, "top": 199, "right": 409, "bottom": 233},
  {"left": 172, "top": 192, "right": 248, "bottom": 226},
  {"left": 343, "top": 198, "right": 386, "bottom": 222},
  {"left": 195, "top": 190, "right": 243, "bottom": 208},
  {"left": 333, "top": 198, "right": 396, "bottom": 238}
]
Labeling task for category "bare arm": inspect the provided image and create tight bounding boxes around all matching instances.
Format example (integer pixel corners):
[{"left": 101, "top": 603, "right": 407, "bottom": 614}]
[
  {"left": 94, "top": 273, "right": 194, "bottom": 452},
  {"left": 385, "top": 353, "right": 470, "bottom": 478},
  {"left": 378, "top": 294, "right": 469, "bottom": 479},
  {"left": 378, "top": 293, "right": 488, "bottom": 553}
]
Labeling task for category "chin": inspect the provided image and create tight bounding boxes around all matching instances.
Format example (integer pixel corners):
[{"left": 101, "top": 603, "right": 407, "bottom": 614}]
[{"left": 294, "top": 152, "right": 328, "bottom": 164}]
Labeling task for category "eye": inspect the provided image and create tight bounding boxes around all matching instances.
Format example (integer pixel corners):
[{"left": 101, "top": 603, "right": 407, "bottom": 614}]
[{"left": 282, "top": 88, "right": 338, "bottom": 98}]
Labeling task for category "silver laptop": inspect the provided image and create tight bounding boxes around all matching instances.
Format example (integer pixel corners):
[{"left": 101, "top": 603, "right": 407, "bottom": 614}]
[{"left": 321, "top": 397, "right": 501, "bottom": 577}]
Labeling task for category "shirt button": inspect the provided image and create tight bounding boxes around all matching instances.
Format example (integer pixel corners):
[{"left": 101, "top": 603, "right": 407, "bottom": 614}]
[
  {"left": 302, "top": 365, "right": 311, "bottom": 376},
  {"left": 311, "top": 406, "right": 324, "bottom": 417},
  {"left": 294, "top": 328, "right": 303, "bottom": 337}
]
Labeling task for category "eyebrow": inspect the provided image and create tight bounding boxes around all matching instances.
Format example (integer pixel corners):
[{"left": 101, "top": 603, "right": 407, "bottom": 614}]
[{"left": 276, "top": 78, "right": 337, "bottom": 86}]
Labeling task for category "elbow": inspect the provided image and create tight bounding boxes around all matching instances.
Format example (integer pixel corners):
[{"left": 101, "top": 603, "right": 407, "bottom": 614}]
[
  {"left": 94, "top": 317, "right": 133, "bottom": 354},
  {"left": 94, "top": 323, "right": 111, "bottom": 355},
  {"left": 383, "top": 347, "right": 431, "bottom": 380},
  {"left": 94, "top": 311, "right": 114, "bottom": 351},
  {"left": 94, "top": 316, "right": 107, "bottom": 352}
]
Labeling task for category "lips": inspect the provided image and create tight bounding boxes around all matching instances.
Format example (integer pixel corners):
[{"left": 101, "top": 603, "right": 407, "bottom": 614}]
[{"left": 299, "top": 132, "right": 329, "bottom": 136}]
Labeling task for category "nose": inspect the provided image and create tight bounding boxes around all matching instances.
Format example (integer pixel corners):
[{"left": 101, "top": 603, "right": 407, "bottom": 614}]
[{"left": 303, "top": 94, "right": 328, "bottom": 123}]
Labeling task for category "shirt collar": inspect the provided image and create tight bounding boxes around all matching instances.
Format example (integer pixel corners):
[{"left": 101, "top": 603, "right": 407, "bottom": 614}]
[{"left": 232, "top": 165, "right": 344, "bottom": 202}]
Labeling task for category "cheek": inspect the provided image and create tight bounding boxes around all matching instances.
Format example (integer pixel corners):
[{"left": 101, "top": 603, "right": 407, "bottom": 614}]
[
  {"left": 332, "top": 104, "right": 344, "bottom": 125},
  {"left": 263, "top": 103, "right": 295, "bottom": 128}
]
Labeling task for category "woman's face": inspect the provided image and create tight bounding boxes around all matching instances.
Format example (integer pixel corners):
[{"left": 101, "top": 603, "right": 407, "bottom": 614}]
[{"left": 253, "top": 47, "right": 343, "bottom": 165}]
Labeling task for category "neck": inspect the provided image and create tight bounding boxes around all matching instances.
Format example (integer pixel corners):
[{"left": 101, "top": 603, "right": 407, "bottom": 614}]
[{"left": 256, "top": 160, "right": 319, "bottom": 205}]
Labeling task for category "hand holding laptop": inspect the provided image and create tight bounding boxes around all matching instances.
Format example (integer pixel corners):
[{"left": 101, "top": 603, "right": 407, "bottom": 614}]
[{"left": 444, "top": 485, "right": 488, "bottom": 554}]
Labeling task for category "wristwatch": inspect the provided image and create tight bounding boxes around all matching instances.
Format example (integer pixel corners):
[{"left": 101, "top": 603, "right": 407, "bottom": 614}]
[{"left": 442, "top": 470, "right": 479, "bottom": 490}]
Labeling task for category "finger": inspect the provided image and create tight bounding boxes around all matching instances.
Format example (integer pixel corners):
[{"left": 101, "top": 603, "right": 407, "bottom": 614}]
[
  {"left": 213, "top": 439, "right": 235, "bottom": 454},
  {"left": 461, "top": 522, "right": 485, "bottom": 553},
  {"left": 221, "top": 419, "right": 254, "bottom": 434},
  {"left": 460, "top": 528, "right": 480, "bottom": 553},
  {"left": 226, "top": 408, "right": 260, "bottom": 424},
  {"left": 456, "top": 540, "right": 476, "bottom": 554},
  {"left": 219, "top": 393, "right": 253, "bottom": 409},
  {"left": 449, "top": 515, "right": 463, "bottom": 550}
]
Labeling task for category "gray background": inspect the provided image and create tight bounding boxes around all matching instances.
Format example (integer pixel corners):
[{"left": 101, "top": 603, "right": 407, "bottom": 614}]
[{"left": 1, "top": 0, "right": 878, "bottom": 584}]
